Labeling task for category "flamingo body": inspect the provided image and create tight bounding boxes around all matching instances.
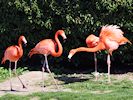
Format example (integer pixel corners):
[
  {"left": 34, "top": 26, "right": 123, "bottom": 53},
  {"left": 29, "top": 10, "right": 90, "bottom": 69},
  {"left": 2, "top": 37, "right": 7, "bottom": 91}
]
[
  {"left": 2, "top": 46, "right": 23, "bottom": 63},
  {"left": 29, "top": 30, "right": 66, "bottom": 58},
  {"left": 1, "top": 35, "right": 27, "bottom": 91},
  {"left": 29, "top": 39, "right": 57, "bottom": 57},
  {"left": 68, "top": 25, "right": 131, "bottom": 58},
  {"left": 68, "top": 25, "right": 131, "bottom": 82},
  {"left": 29, "top": 30, "right": 67, "bottom": 89}
]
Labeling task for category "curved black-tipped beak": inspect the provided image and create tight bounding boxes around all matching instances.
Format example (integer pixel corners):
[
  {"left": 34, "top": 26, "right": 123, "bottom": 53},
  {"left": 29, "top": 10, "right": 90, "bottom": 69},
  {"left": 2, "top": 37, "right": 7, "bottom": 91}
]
[
  {"left": 63, "top": 38, "right": 67, "bottom": 43},
  {"left": 68, "top": 58, "right": 71, "bottom": 62},
  {"left": 24, "top": 43, "right": 27, "bottom": 47}
]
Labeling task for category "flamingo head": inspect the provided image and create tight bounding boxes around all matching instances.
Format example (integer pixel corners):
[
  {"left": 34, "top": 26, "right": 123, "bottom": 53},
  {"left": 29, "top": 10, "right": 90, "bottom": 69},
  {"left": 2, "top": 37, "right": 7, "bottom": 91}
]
[
  {"left": 68, "top": 49, "right": 76, "bottom": 60},
  {"left": 86, "top": 34, "right": 99, "bottom": 48},
  {"left": 19, "top": 35, "right": 27, "bottom": 45},
  {"left": 58, "top": 30, "right": 67, "bottom": 40}
]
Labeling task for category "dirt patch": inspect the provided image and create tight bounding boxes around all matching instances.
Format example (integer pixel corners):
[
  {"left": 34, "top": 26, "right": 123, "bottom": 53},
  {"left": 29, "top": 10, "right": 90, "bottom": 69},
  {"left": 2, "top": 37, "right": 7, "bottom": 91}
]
[
  {"left": 0, "top": 71, "right": 66, "bottom": 96},
  {"left": 1, "top": 71, "right": 133, "bottom": 97},
  {"left": 112, "top": 72, "right": 133, "bottom": 81}
]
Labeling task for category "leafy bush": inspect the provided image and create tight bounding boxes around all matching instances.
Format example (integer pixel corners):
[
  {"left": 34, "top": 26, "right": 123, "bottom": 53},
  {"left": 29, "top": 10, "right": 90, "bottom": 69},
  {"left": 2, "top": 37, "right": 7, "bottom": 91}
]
[
  {"left": 0, "top": 67, "right": 9, "bottom": 81},
  {"left": 0, "top": 67, "right": 28, "bottom": 82},
  {"left": 0, "top": 0, "right": 133, "bottom": 71}
]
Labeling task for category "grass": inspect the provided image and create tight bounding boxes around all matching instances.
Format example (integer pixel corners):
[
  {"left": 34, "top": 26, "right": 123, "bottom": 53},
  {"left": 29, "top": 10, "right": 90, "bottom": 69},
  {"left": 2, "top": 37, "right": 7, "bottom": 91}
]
[
  {"left": 0, "top": 73, "right": 133, "bottom": 100},
  {"left": 0, "top": 67, "right": 28, "bottom": 82}
]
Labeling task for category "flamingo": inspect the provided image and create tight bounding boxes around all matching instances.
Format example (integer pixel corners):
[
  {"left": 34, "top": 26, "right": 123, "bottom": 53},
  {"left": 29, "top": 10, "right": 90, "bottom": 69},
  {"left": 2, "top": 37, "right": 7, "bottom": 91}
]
[
  {"left": 86, "top": 34, "right": 100, "bottom": 80},
  {"left": 28, "top": 30, "right": 67, "bottom": 89},
  {"left": 68, "top": 25, "right": 132, "bottom": 83},
  {"left": 1, "top": 35, "right": 27, "bottom": 91}
]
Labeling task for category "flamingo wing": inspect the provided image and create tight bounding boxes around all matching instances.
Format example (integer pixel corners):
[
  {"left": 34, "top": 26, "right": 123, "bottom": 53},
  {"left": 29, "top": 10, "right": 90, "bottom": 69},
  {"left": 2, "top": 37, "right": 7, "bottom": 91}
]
[
  {"left": 2, "top": 46, "right": 21, "bottom": 62},
  {"left": 100, "top": 25, "right": 126, "bottom": 43},
  {"left": 29, "top": 39, "right": 56, "bottom": 57}
]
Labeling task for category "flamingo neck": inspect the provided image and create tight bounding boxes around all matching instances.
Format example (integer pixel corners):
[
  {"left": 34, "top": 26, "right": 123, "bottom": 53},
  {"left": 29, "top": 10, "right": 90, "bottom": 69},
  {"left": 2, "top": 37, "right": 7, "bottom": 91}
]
[
  {"left": 51, "top": 32, "right": 63, "bottom": 57},
  {"left": 18, "top": 38, "right": 23, "bottom": 56},
  {"left": 75, "top": 42, "right": 105, "bottom": 53},
  {"left": 18, "top": 39, "right": 23, "bottom": 49}
]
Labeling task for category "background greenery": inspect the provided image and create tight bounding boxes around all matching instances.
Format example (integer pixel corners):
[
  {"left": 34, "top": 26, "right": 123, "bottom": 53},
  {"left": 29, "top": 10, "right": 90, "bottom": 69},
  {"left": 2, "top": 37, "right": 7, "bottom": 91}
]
[{"left": 0, "top": 0, "right": 133, "bottom": 73}]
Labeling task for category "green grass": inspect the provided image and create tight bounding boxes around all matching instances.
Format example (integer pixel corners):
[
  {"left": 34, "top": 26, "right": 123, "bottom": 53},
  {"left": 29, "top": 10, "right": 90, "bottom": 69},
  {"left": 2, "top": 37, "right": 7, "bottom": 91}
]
[
  {"left": 0, "top": 67, "right": 28, "bottom": 82},
  {"left": 0, "top": 73, "right": 133, "bottom": 100}
]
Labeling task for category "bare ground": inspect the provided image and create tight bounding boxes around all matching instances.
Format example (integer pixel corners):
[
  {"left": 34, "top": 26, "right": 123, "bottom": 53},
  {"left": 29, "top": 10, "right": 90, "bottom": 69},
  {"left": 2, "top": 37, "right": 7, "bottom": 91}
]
[
  {"left": 0, "top": 71, "right": 133, "bottom": 97},
  {"left": 0, "top": 71, "right": 72, "bottom": 97}
]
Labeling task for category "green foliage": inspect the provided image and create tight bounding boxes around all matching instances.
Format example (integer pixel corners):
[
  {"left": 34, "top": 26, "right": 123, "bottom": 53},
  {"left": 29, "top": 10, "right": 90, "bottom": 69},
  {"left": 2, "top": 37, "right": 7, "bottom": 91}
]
[
  {"left": 0, "top": 67, "right": 28, "bottom": 82},
  {"left": 0, "top": 0, "right": 133, "bottom": 69},
  {"left": 0, "top": 67, "right": 9, "bottom": 81}
]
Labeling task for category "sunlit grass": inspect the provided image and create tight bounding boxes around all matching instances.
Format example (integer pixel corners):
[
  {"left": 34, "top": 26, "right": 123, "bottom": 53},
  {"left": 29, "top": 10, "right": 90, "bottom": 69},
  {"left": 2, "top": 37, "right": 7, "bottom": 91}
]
[{"left": 0, "top": 72, "right": 133, "bottom": 100}]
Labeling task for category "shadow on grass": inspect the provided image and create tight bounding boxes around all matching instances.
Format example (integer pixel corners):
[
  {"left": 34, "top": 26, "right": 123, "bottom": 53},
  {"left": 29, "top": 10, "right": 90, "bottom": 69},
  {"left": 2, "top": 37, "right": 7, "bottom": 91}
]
[
  {"left": 0, "top": 89, "right": 28, "bottom": 93},
  {"left": 55, "top": 74, "right": 94, "bottom": 84}
]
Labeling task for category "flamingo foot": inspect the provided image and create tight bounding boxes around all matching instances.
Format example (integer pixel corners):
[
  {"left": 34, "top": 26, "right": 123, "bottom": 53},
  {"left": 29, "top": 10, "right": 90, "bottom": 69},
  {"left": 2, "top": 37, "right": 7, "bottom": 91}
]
[
  {"left": 41, "top": 85, "right": 46, "bottom": 88},
  {"left": 11, "top": 88, "right": 16, "bottom": 91},
  {"left": 108, "top": 78, "right": 111, "bottom": 84},
  {"left": 93, "top": 72, "right": 100, "bottom": 81},
  {"left": 22, "top": 85, "right": 27, "bottom": 89}
]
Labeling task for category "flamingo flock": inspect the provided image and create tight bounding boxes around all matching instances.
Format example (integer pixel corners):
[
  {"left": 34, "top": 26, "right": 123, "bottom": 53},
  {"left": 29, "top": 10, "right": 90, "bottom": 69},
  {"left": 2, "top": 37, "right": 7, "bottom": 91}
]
[{"left": 1, "top": 25, "right": 132, "bottom": 91}]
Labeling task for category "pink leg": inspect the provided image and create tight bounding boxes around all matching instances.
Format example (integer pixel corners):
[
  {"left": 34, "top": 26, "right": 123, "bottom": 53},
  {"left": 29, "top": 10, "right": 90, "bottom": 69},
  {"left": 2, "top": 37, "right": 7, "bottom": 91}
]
[
  {"left": 9, "top": 61, "right": 13, "bottom": 91},
  {"left": 107, "top": 54, "right": 111, "bottom": 83},
  {"left": 42, "top": 60, "right": 46, "bottom": 88},
  {"left": 94, "top": 52, "right": 97, "bottom": 73},
  {"left": 44, "top": 54, "right": 59, "bottom": 89},
  {"left": 13, "top": 61, "right": 27, "bottom": 88},
  {"left": 94, "top": 52, "right": 98, "bottom": 81}
]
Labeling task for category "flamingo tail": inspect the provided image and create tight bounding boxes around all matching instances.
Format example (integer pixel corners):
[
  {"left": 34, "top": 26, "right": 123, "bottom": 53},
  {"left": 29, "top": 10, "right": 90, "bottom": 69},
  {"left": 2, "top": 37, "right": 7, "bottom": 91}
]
[
  {"left": 1, "top": 57, "right": 6, "bottom": 64},
  {"left": 119, "top": 37, "right": 132, "bottom": 45},
  {"left": 28, "top": 48, "right": 38, "bottom": 58}
]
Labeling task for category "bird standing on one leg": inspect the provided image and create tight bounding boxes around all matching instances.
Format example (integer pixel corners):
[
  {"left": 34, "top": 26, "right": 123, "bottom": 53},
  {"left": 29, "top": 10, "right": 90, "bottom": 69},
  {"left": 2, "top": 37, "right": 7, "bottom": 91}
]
[
  {"left": 1, "top": 35, "right": 27, "bottom": 91},
  {"left": 29, "top": 30, "right": 67, "bottom": 89},
  {"left": 68, "top": 25, "right": 132, "bottom": 83}
]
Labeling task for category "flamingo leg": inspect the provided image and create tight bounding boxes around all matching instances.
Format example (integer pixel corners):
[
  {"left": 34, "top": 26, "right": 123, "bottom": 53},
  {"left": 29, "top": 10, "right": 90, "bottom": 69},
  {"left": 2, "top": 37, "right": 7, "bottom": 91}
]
[
  {"left": 13, "top": 61, "right": 27, "bottom": 88},
  {"left": 107, "top": 54, "right": 111, "bottom": 83},
  {"left": 42, "top": 60, "right": 46, "bottom": 88},
  {"left": 44, "top": 54, "right": 59, "bottom": 89},
  {"left": 94, "top": 52, "right": 98, "bottom": 81},
  {"left": 94, "top": 52, "right": 97, "bottom": 73},
  {"left": 9, "top": 61, "right": 13, "bottom": 91}
]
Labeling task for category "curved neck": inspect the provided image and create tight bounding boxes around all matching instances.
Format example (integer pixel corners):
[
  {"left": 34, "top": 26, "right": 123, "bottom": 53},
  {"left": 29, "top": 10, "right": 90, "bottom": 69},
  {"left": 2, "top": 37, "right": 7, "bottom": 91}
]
[
  {"left": 75, "top": 42, "right": 105, "bottom": 53},
  {"left": 51, "top": 32, "right": 63, "bottom": 57},
  {"left": 18, "top": 38, "right": 23, "bottom": 49}
]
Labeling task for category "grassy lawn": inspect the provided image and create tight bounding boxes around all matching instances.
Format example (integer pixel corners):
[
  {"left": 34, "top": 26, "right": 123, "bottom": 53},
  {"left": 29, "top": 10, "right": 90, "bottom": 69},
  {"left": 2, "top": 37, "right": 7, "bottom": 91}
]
[{"left": 0, "top": 73, "right": 133, "bottom": 100}]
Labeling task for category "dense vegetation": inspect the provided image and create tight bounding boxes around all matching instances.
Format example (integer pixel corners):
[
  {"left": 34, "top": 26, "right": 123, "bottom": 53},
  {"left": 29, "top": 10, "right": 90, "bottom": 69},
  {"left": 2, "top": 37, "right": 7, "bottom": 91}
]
[{"left": 0, "top": 0, "right": 133, "bottom": 72}]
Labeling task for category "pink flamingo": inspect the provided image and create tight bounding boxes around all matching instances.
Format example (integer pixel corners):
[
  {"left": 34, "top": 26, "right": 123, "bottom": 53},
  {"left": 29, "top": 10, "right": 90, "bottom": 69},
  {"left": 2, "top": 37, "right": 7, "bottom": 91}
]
[
  {"left": 1, "top": 36, "right": 27, "bottom": 91},
  {"left": 68, "top": 25, "right": 132, "bottom": 83},
  {"left": 29, "top": 30, "right": 67, "bottom": 88}
]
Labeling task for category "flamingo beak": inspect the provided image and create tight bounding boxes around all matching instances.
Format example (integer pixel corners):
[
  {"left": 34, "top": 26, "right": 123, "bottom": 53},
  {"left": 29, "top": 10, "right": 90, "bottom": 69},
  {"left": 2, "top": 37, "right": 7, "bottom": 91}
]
[
  {"left": 68, "top": 53, "right": 72, "bottom": 60},
  {"left": 24, "top": 43, "right": 27, "bottom": 47},
  {"left": 63, "top": 38, "right": 67, "bottom": 43},
  {"left": 63, "top": 35, "right": 67, "bottom": 42},
  {"left": 23, "top": 40, "right": 27, "bottom": 47}
]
